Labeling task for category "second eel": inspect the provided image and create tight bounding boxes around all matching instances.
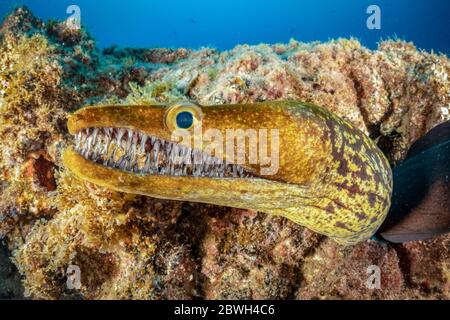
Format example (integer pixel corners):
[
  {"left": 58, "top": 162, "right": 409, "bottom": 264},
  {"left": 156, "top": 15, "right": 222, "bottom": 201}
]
[{"left": 63, "top": 101, "right": 393, "bottom": 245}]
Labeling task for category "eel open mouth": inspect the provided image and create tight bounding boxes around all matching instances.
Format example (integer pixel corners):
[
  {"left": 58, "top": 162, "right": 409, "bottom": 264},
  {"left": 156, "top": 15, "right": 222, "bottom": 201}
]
[{"left": 73, "top": 127, "right": 254, "bottom": 178}]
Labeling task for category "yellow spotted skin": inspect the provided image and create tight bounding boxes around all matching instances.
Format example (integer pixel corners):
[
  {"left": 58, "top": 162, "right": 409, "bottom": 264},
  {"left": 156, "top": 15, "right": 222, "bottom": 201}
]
[{"left": 63, "top": 101, "right": 393, "bottom": 245}]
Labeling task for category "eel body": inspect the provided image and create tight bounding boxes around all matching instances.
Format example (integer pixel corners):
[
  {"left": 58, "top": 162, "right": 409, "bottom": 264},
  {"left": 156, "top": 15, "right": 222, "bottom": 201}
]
[
  {"left": 378, "top": 120, "right": 450, "bottom": 242},
  {"left": 63, "top": 101, "right": 393, "bottom": 245}
]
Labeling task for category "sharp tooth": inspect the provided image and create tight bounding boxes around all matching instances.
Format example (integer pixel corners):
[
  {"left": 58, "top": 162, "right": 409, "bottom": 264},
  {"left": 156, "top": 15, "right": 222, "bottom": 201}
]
[
  {"left": 128, "top": 154, "right": 135, "bottom": 171},
  {"left": 91, "top": 129, "right": 100, "bottom": 158},
  {"left": 144, "top": 153, "right": 151, "bottom": 173},
  {"left": 75, "top": 132, "right": 81, "bottom": 150},
  {"left": 171, "top": 145, "right": 179, "bottom": 164},
  {"left": 179, "top": 145, "right": 184, "bottom": 154},
  {"left": 80, "top": 130, "right": 87, "bottom": 147},
  {"left": 194, "top": 150, "right": 202, "bottom": 165},
  {"left": 104, "top": 137, "right": 111, "bottom": 156},
  {"left": 107, "top": 148, "right": 117, "bottom": 167},
  {"left": 130, "top": 155, "right": 137, "bottom": 171},
  {"left": 126, "top": 159, "right": 133, "bottom": 171},
  {"left": 126, "top": 129, "right": 133, "bottom": 152},
  {"left": 84, "top": 128, "right": 91, "bottom": 149},
  {"left": 224, "top": 165, "right": 231, "bottom": 177},
  {"left": 194, "top": 164, "right": 202, "bottom": 176},
  {"left": 153, "top": 140, "right": 160, "bottom": 163},
  {"left": 119, "top": 157, "right": 126, "bottom": 169},
  {"left": 140, "top": 133, "right": 148, "bottom": 153},
  {"left": 117, "top": 128, "right": 125, "bottom": 147},
  {"left": 133, "top": 132, "right": 139, "bottom": 154},
  {"left": 182, "top": 147, "right": 191, "bottom": 165},
  {"left": 85, "top": 135, "right": 92, "bottom": 153},
  {"left": 167, "top": 142, "right": 173, "bottom": 157},
  {"left": 122, "top": 157, "right": 128, "bottom": 171},
  {"left": 190, "top": 150, "right": 194, "bottom": 165},
  {"left": 202, "top": 154, "right": 209, "bottom": 172},
  {"left": 129, "top": 142, "right": 137, "bottom": 161},
  {"left": 118, "top": 156, "right": 127, "bottom": 169},
  {"left": 193, "top": 150, "right": 197, "bottom": 165},
  {"left": 132, "top": 140, "right": 137, "bottom": 156},
  {"left": 84, "top": 148, "right": 90, "bottom": 159},
  {"left": 93, "top": 141, "right": 101, "bottom": 160},
  {"left": 102, "top": 128, "right": 111, "bottom": 154},
  {"left": 91, "top": 128, "right": 98, "bottom": 146},
  {"left": 179, "top": 145, "right": 185, "bottom": 158}
]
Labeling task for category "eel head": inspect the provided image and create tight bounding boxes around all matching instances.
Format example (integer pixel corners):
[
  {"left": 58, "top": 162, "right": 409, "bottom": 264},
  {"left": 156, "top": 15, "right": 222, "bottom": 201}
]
[{"left": 63, "top": 101, "right": 393, "bottom": 245}]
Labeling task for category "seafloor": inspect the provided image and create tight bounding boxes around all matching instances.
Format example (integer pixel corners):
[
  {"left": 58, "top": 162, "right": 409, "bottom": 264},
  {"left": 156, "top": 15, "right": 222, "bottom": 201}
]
[{"left": 0, "top": 7, "right": 449, "bottom": 299}]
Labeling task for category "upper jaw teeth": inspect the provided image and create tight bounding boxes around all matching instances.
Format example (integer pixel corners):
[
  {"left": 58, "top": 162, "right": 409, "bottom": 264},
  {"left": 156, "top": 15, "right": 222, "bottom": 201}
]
[{"left": 74, "top": 127, "right": 252, "bottom": 178}]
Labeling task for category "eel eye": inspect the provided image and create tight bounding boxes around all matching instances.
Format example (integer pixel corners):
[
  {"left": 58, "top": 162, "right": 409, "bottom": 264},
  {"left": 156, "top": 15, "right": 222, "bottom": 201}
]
[
  {"left": 176, "top": 111, "right": 194, "bottom": 129},
  {"left": 165, "top": 102, "right": 203, "bottom": 131}
]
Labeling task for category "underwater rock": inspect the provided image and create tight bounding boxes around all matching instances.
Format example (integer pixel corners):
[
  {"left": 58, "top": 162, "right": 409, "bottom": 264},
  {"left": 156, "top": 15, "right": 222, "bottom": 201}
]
[
  {"left": 297, "top": 239, "right": 405, "bottom": 299},
  {"left": 0, "top": 7, "right": 449, "bottom": 299}
]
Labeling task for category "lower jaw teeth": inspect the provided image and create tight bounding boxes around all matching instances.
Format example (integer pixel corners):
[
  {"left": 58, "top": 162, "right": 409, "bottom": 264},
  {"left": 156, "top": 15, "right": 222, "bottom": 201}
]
[{"left": 74, "top": 127, "right": 251, "bottom": 178}]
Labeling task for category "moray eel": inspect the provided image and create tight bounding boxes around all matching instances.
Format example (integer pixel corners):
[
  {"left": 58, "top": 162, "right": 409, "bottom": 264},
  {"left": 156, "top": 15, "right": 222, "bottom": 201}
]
[
  {"left": 378, "top": 120, "right": 450, "bottom": 243},
  {"left": 63, "top": 101, "right": 393, "bottom": 245}
]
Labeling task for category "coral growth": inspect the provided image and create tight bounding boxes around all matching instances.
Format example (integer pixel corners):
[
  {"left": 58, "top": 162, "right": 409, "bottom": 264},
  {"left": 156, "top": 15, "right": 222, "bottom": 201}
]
[
  {"left": 0, "top": 7, "right": 449, "bottom": 299},
  {"left": 0, "top": 32, "right": 67, "bottom": 243}
]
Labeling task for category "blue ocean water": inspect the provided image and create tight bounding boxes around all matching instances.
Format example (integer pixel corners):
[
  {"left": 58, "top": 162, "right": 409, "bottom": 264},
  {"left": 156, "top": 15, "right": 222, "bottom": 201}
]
[{"left": 0, "top": 0, "right": 449, "bottom": 53}]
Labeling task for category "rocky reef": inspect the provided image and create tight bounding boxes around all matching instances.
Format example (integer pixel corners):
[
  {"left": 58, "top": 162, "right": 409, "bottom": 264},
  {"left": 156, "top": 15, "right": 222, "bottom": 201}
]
[{"left": 0, "top": 7, "right": 449, "bottom": 299}]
